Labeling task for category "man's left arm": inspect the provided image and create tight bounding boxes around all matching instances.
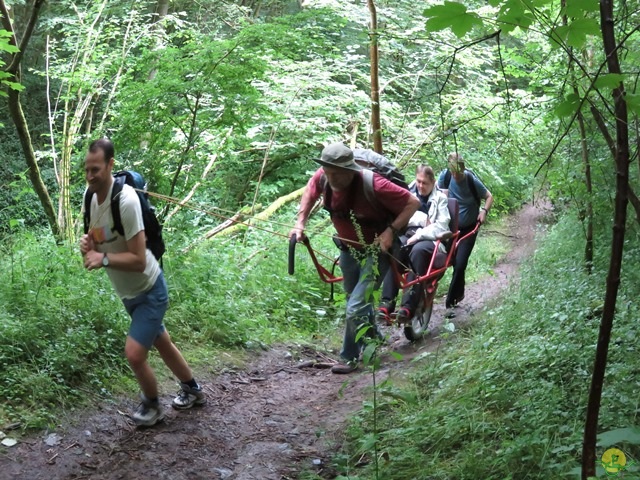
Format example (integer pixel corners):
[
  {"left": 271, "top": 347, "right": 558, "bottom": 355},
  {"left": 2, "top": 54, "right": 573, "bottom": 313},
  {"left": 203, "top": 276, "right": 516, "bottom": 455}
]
[
  {"left": 478, "top": 190, "right": 493, "bottom": 224},
  {"left": 83, "top": 231, "right": 147, "bottom": 272}
]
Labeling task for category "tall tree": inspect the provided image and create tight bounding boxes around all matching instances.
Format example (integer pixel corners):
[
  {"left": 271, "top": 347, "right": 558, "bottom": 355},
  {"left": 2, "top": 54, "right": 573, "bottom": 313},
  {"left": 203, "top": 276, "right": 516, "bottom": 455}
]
[
  {"left": 582, "top": 0, "right": 630, "bottom": 476},
  {"left": 367, "top": 0, "right": 382, "bottom": 153},
  {"left": 0, "top": 0, "right": 60, "bottom": 240}
]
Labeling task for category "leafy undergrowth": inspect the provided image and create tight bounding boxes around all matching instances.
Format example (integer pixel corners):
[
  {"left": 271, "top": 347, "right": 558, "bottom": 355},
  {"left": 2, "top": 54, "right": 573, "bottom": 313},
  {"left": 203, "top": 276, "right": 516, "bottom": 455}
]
[
  {"left": 0, "top": 207, "right": 343, "bottom": 429},
  {"left": 321, "top": 214, "right": 640, "bottom": 479},
  {"left": 0, "top": 203, "right": 510, "bottom": 432}
]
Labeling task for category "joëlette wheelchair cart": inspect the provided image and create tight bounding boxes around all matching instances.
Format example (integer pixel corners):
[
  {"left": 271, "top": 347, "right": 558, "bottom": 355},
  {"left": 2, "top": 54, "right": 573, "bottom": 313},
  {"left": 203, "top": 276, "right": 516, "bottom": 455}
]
[{"left": 288, "top": 198, "right": 480, "bottom": 341}]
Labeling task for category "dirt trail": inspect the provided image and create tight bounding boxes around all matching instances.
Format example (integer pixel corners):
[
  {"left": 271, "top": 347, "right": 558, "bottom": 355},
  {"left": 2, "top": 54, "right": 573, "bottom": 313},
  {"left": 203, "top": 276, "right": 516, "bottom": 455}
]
[{"left": 0, "top": 203, "right": 549, "bottom": 480}]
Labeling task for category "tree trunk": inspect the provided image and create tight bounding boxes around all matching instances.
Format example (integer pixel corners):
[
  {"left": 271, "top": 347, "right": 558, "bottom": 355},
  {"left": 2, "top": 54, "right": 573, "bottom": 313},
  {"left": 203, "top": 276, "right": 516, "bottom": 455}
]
[
  {"left": 590, "top": 103, "right": 640, "bottom": 224},
  {"left": 156, "top": 0, "right": 169, "bottom": 17},
  {"left": 582, "top": 0, "right": 630, "bottom": 477},
  {"left": 367, "top": 0, "right": 382, "bottom": 153},
  {"left": 147, "top": 0, "right": 169, "bottom": 82},
  {"left": 575, "top": 104, "right": 594, "bottom": 273},
  {"left": 0, "top": 0, "right": 60, "bottom": 241}
]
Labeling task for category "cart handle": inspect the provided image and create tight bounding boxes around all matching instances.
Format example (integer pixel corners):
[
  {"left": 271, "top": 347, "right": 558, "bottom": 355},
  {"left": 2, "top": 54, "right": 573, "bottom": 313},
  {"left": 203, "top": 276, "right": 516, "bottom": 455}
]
[
  {"left": 288, "top": 235, "right": 299, "bottom": 275},
  {"left": 288, "top": 234, "right": 343, "bottom": 283}
]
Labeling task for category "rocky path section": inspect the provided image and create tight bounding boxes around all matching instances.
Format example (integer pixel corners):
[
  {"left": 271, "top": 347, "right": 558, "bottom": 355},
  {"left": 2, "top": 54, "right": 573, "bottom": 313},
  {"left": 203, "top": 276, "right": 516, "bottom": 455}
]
[{"left": 0, "top": 203, "right": 548, "bottom": 480}]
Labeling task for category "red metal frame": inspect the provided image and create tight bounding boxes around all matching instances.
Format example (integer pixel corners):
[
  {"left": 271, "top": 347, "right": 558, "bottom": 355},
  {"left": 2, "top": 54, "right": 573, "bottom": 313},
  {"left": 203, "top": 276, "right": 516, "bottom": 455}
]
[
  {"left": 293, "top": 222, "right": 481, "bottom": 292},
  {"left": 295, "top": 237, "right": 345, "bottom": 284}
]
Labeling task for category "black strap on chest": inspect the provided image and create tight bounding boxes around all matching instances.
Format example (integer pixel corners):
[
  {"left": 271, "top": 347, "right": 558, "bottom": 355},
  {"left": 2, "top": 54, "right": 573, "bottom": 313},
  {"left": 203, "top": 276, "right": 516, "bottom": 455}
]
[{"left": 321, "top": 172, "right": 390, "bottom": 228}]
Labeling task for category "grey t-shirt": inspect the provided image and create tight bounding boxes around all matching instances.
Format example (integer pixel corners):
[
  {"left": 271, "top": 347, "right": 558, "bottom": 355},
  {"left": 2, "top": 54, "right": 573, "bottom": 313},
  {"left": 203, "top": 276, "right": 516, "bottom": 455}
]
[
  {"left": 86, "top": 182, "right": 161, "bottom": 299},
  {"left": 438, "top": 170, "right": 488, "bottom": 229}
]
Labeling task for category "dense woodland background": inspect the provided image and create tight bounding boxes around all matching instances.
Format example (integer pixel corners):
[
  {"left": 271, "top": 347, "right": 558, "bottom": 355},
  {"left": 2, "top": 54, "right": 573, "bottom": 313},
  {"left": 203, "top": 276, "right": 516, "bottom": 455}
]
[{"left": 1, "top": 0, "right": 639, "bottom": 478}]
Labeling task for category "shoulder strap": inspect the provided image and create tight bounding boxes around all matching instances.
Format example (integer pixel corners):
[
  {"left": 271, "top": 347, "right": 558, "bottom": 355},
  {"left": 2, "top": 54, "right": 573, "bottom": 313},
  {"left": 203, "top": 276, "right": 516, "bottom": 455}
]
[
  {"left": 443, "top": 169, "right": 451, "bottom": 188},
  {"left": 320, "top": 173, "right": 331, "bottom": 209},
  {"left": 83, "top": 190, "right": 94, "bottom": 234},
  {"left": 464, "top": 171, "right": 481, "bottom": 205},
  {"left": 322, "top": 170, "right": 392, "bottom": 218},
  {"left": 362, "top": 169, "right": 396, "bottom": 219},
  {"left": 111, "top": 176, "right": 126, "bottom": 235},
  {"left": 362, "top": 169, "right": 377, "bottom": 207}
]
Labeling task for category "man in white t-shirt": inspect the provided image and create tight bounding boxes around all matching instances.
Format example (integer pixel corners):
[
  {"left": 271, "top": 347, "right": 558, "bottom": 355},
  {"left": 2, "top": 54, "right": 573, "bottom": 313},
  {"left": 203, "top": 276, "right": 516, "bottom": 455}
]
[{"left": 80, "top": 138, "right": 205, "bottom": 427}]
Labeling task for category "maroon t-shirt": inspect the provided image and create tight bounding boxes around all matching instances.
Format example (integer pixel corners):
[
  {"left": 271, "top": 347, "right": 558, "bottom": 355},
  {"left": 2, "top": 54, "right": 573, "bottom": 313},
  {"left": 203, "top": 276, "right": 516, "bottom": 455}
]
[{"left": 306, "top": 168, "right": 413, "bottom": 248}]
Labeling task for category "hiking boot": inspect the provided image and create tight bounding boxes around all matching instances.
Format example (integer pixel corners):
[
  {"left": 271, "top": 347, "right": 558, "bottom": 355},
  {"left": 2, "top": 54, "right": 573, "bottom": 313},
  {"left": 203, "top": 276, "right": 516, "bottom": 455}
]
[
  {"left": 376, "top": 306, "right": 393, "bottom": 325},
  {"left": 331, "top": 361, "right": 358, "bottom": 374},
  {"left": 133, "top": 395, "right": 164, "bottom": 427},
  {"left": 172, "top": 382, "right": 206, "bottom": 410},
  {"left": 376, "top": 301, "right": 394, "bottom": 325},
  {"left": 445, "top": 308, "right": 456, "bottom": 319},
  {"left": 446, "top": 294, "right": 464, "bottom": 309},
  {"left": 396, "top": 307, "right": 412, "bottom": 324}
]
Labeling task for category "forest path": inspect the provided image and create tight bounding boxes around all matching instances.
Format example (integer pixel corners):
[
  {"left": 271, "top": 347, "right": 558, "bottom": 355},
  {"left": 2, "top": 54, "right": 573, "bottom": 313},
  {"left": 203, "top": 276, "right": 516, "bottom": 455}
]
[{"left": 0, "top": 202, "right": 550, "bottom": 480}]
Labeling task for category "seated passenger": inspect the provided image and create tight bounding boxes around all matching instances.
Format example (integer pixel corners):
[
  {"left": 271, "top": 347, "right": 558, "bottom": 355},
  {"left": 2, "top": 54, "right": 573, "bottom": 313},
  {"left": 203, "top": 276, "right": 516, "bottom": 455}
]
[{"left": 378, "top": 165, "right": 451, "bottom": 323}]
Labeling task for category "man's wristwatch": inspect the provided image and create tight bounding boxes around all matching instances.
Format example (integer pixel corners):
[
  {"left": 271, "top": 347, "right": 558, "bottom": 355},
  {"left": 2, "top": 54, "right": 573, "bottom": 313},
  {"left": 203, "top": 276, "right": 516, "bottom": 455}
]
[{"left": 102, "top": 253, "right": 110, "bottom": 268}]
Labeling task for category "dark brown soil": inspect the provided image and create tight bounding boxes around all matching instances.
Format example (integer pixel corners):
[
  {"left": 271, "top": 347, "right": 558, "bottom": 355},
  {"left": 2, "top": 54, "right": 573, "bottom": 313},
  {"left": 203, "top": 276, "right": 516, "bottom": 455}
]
[{"left": 0, "top": 203, "right": 549, "bottom": 480}]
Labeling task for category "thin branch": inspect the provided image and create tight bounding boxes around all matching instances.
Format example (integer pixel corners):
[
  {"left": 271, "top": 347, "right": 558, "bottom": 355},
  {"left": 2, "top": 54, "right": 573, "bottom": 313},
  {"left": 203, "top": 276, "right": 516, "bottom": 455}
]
[{"left": 4, "top": 0, "right": 47, "bottom": 74}]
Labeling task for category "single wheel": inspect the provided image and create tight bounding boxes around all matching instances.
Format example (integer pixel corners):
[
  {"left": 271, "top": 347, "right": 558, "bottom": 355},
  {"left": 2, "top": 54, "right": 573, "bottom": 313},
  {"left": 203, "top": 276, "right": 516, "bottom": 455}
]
[{"left": 404, "top": 289, "right": 436, "bottom": 341}]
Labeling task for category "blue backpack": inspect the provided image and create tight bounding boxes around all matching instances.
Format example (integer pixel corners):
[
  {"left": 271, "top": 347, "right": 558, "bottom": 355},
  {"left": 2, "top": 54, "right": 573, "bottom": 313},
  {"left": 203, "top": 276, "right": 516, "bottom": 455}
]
[{"left": 83, "top": 170, "right": 165, "bottom": 261}]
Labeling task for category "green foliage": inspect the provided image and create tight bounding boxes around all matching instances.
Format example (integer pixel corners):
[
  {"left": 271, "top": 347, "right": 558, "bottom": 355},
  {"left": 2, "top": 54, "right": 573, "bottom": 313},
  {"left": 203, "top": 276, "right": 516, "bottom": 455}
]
[
  {"left": 111, "top": 30, "right": 269, "bottom": 200},
  {"left": 0, "top": 234, "right": 128, "bottom": 428},
  {"left": 107, "top": 7, "right": 367, "bottom": 223},
  {"left": 335, "top": 213, "right": 640, "bottom": 479},
  {"left": 2, "top": 6, "right": 639, "bottom": 475},
  {"left": 423, "top": 2, "right": 482, "bottom": 37},
  {"left": 0, "top": 29, "right": 22, "bottom": 99},
  {"left": 553, "top": 19, "right": 601, "bottom": 49},
  {"left": 0, "top": 204, "right": 343, "bottom": 428}
]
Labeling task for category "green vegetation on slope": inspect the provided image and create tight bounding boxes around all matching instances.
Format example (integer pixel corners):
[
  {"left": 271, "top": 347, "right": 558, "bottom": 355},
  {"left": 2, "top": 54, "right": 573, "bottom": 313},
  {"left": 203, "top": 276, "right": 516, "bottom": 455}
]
[
  {"left": 324, "top": 214, "right": 640, "bottom": 480},
  {"left": 0, "top": 204, "right": 343, "bottom": 428}
]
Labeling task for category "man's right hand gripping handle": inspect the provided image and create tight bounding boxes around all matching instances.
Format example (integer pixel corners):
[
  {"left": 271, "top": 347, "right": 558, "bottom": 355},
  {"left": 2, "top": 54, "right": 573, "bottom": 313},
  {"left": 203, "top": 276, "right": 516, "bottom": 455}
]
[
  {"left": 289, "top": 228, "right": 306, "bottom": 243},
  {"left": 288, "top": 229, "right": 307, "bottom": 275}
]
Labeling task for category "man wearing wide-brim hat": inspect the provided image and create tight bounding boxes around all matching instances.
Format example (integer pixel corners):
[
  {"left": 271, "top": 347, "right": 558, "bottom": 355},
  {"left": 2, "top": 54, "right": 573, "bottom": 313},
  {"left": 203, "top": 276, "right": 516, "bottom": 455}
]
[{"left": 290, "top": 142, "right": 419, "bottom": 373}]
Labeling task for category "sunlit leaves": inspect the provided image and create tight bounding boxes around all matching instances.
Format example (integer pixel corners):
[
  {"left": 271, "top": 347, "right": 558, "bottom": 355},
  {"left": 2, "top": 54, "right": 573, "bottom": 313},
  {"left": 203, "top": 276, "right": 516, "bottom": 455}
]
[
  {"left": 562, "top": 0, "right": 600, "bottom": 17},
  {"left": 496, "top": 0, "right": 535, "bottom": 32},
  {"left": 552, "top": 18, "right": 600, "bottom": 49},
  {"left": 594, "top": 74, "right": 625, "bottom": 90},
  {"left": 0, "top": 29, "right": 18, "bottom": 53},
  {"left": 423, "top": 2, "right": 482, "bottom": 38},
  {"left": 0, "top": 29, "right": 21, "bottom": 96},
  {"left": 553, "top": 92, "right": 581, "bottom": 118},
  {"left": 2, "top": 81, "right": 24, "bottom": 92},
  {"left": 625, "top": 93, "right": 640, "bottom": 116}
]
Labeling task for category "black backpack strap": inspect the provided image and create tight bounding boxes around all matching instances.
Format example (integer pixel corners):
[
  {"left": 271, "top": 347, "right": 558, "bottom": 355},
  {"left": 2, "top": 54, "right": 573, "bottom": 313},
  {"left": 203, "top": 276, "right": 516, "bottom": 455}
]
[
  {"left": 111, "top": 176, "right": 126, "bottom": 236},
  {"left": 464, "top": 171, "right": 481, "bottom": 205},
  {"left": 320, "top": 173, "right": 331, "bottom": 210},
  {"left": 443, "top": 169, "right": 451, "bottom": 188},
  {"left": 83, "top": 189, "right": 94, "bottom": 234},
  {"left": 444, "top": 169, "right": 480, "bottom": 206}
]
